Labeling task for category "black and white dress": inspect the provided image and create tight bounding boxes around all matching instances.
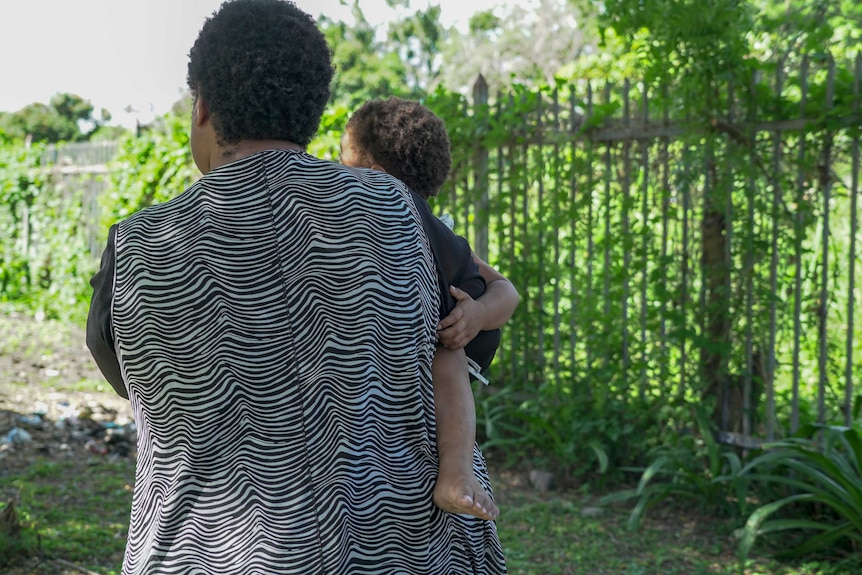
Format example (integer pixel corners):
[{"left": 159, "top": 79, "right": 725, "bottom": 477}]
[{"left": 86, "top": 149, "right": 507, "bottom": 575}]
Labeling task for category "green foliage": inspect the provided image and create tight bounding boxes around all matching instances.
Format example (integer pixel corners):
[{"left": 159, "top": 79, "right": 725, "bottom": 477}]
[
  {"left": 102, "top": 113, "right": 196, "bottom": 226},
  {"left": 308, "top": 105, "right": 350, "bottom": 161},
  {"left": 320, "top": 6, "right": 417, "bottom": 108},
  {"left": 739, "top": 426, "right": 862, "bottom": 559},
  {"left": 599, "top": 0, "right": 756, "bottom": 77},
  {"left": 600, "top": 407, "right": 752, "bottom": 529},
  {"left": 0, "top": 93, "right": 108, "bottom": 144},
  {"left": 0, "top": 110, "right": 195, "bottom": 321},
  {"left": 0, "top": 142, "right": 97, "bottom": 322},
  {"left": 386, "top": 3, "right": 446, "bottom": 90},
  {"left": 477, "top": 380, "right": 630, "bottom": 477}
]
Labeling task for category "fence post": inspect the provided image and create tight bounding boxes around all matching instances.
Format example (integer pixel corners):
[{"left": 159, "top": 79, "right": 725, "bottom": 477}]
[
  {"left": 845, "top": 53, "right": 860, "bottom": 428},
  {"left": 817, "top": 56, "right": 836, "bottom": 432},
  {"left": 791, "top": 57, "right": 809, "bottom": 435},
  {"left": 472, "top": 75, "right": 490, "bottom": 262}
]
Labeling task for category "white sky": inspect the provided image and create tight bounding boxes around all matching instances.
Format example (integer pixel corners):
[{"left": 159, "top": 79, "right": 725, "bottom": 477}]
[{"left": 0, "top": 0, "right": 502, "bottom": 127}]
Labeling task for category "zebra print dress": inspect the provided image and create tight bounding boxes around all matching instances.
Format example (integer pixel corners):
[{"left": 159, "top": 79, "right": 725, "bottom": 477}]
[{"left": 86, "top": 149, "right": 507, "bottom": 575}]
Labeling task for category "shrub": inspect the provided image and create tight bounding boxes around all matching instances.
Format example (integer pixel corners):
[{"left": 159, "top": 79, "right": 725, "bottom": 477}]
[{"left": 738, "top": 426, "right": 862, "bottom": 559}]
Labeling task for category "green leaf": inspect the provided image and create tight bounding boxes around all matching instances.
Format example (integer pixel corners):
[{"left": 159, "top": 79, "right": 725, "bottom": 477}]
[
  {"left": 841, "top": 428, "right": 862, "bottom": 473},
  {"left": 588, "top": 441, "right": 610, "bottom": 474},
  {"left": 775, "top": 522, "right": 859, "bottom": 558},
  {"left": 738, "top": 493, "right": 815, "bottom": 560},
  {"left": 636, "top": 455, "right": 672, "bottom": 496},
  {"left": 693, "top": 407, "right": 720, "bottom": 475}
]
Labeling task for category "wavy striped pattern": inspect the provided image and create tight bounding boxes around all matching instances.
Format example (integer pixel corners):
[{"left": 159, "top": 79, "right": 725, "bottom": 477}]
[{"left": 111, "top": 150, "right": 506, "bottom": 574}]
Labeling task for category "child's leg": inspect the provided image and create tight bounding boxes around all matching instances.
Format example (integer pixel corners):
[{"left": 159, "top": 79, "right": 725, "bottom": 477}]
[{"left": 431, "top": 346, "right": 499, "bottom": 521}]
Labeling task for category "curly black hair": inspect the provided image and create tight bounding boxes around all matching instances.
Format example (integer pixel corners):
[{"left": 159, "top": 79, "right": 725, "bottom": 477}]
[
  {"left": 187, "top": 0, "right": 334, "bottom": 146},
  {"left": 345, "top": 97, "right": 451, "bottom": 199}
]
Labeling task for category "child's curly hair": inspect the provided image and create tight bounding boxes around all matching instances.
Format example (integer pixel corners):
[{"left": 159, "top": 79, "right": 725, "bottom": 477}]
[{"left": 345, "top": 97, "right": 451, "bottom": 199}]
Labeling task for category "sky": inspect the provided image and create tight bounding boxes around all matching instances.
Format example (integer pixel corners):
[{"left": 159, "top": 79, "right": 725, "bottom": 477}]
[{"left": 0, "top": 0, "right": 502, "bottom": 127}]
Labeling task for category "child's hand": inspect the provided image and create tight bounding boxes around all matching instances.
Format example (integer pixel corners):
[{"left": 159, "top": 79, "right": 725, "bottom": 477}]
[{"left": 437, "top": 286, "right": 485, "bottom": 349}]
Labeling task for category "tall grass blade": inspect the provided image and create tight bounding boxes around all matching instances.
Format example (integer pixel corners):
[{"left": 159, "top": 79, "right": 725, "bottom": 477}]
[{"left": 738, "top": 493, "right": 814, "bottom": 560}]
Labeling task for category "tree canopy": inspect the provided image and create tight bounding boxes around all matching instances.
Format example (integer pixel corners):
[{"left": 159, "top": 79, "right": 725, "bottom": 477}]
[{"left": 0, "top": 93, "right": 111, "bottom": 144}]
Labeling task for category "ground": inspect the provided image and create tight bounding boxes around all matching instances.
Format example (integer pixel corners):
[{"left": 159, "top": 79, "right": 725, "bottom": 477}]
[
  {"left": 0, "top": 312, "right": 131, "bottom": 574},
  {"left": 0, "top": 311, "right": 134, "bottom": 470},
  {"left": 1, "top": 311, "right": 860, "bottom": 575}
]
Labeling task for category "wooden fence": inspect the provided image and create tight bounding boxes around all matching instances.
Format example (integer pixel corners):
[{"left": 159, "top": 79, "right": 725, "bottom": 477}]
[
  {"left": 40, "top": 141, "right": 118, "bottom": 259},
  {"left": 439, "top": 54, "right": 861, "bottom": 447}
]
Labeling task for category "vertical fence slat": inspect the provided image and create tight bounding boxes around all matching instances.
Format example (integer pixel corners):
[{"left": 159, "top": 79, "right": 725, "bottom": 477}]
[
  {"left": 586, "top": 83, "right": 595, "bottom": 372},
  {"left": 846, "top": 53, "right": 861, "bottom": 427},
  {"left": 639, "top": 85, "right": 650, "bottom": 398},
  {"left": 459, "top": 97, "right": 472, "bottom": 244},
  {"left": 506, "top": 93, "right": 519, "bottom": 382},
  {"left": 495, "top": 95, "right": 513, "bottom": 384},
  {"left": 659, "top": 84, "right": 671, "bottom": 392},
  {"left": 602, "top": 83, "right": 613, "bottom": 373},
  {"left": 702, "top": 103, "right": 716, "bottom": 419},
  {"left": 569, "top": 87, "right": 580, "bottom": 381},
  {"left": 472, "top": 76, "right": 490, "bottom": 262},
  {"left": 766, "top": 64, "right": 784, "bottom": 441},
  {"left": 551, "top": 87, "right": 563, "bottom": 382},
  {"left": 521, "top": 92, "right": 536, "bottom": 384},
  {"left": 535, "top": 94, "right": 546, "bottom": 381},
  {"left": 791, "top": 57, "right": 809, "bottom": 434},
  {"left": 723, "top": 79, "right": 735, "bottom": 434},
  {"left": 622, "top": 79, "right": 632, "bottom": 392},
  {"left": 679, "top": 131, "right": 691, "bottom": 401},
  {"left": 817, "top": 57, "right": 836, "bottom": 429},
  {"left": 743, "top": 72, "right": 756, "bottom": 440}
]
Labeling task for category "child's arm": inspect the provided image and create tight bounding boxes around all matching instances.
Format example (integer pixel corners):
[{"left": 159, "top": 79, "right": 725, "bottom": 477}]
[
  {"left": 431, "top": 344, "right": 499, "bottom": 520},
  {"left": 437, "top": 252, "right": 519, "bottom": 350}
]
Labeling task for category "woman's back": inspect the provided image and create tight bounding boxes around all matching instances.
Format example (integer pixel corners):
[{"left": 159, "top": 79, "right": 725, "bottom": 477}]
[{"left": 109, "top": 150, "right": 472, "bottom": 573}]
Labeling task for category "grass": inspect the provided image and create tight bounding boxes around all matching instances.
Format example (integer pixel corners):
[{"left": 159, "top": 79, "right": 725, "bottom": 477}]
[
  {"left": 3, "top": 459, "right": 862, "bottom": 574},
  {"left": 494, "top": 487, "right": 862, "bottom": 575},
  {"left": 1, "top": 457, "right": 133, "bottom": 573}
]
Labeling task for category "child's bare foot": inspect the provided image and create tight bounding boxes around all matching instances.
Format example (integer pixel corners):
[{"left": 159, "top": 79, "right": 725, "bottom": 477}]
[{"left": 433, "top": 471, "right": 499, "bottom": 521}]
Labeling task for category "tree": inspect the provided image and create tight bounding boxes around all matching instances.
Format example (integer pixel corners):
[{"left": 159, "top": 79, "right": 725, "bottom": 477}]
[
  {"left": 439, "top": 0, "right": 598, "bottom": 93},
  {"left": 320, "top": 4, "right": 415, "bottom": 109},
  {"left": 0, "top": 93, "right": 108, "bottom": 143},
  {"left": 386, "top": 2, "right": 448, "bottom": 91}
]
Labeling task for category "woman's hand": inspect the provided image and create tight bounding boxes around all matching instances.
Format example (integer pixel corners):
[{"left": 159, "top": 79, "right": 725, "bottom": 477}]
[{"left": 437, "top": 286, "right": 486, "bottom": 350}]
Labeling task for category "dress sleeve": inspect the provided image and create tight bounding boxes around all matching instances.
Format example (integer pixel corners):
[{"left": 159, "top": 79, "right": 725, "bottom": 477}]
[{"left": 85, "top": 224, "right": 128, "bottom": 399}]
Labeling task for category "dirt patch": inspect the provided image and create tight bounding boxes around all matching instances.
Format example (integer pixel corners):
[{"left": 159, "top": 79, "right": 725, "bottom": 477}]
[{"left": 0, "top": 312, "right": 135, "bottom": 473}]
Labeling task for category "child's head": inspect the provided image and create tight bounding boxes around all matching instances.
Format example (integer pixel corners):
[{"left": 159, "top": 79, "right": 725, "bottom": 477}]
[{"left": 341, "top": 97, "right": 452, "bottom": 199}]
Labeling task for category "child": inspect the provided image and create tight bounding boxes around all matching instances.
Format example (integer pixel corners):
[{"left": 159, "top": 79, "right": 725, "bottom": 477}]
[{"left": 341, "top": 97, "right": 519, "bottom": 521}]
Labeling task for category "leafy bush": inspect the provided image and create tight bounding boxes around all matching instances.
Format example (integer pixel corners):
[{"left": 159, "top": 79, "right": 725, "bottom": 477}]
[
  {"left": 600, "top": 407, "right": 753, "bottom": 529},
  {"left": 738, "top": 426, "right": 862, "bottom": 559},
  {"left": 0, "top": 144, "right": 44, "bottom": 304},
  {"left": 0, "top": 142, "right": 99, "bottom": 322},
  {"left": 102, "top": 114, "right": 196, "bottom": 227}
]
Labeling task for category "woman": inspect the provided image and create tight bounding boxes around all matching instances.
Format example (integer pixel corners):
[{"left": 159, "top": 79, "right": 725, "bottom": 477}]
[{"left": 85, "top": 1, "right": 506, "bottom": 574}]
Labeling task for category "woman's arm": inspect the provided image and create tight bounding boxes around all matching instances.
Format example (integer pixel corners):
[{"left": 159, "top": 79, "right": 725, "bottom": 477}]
[{"left": 86, "top": 225, "right": 128, "bottom": 399}]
